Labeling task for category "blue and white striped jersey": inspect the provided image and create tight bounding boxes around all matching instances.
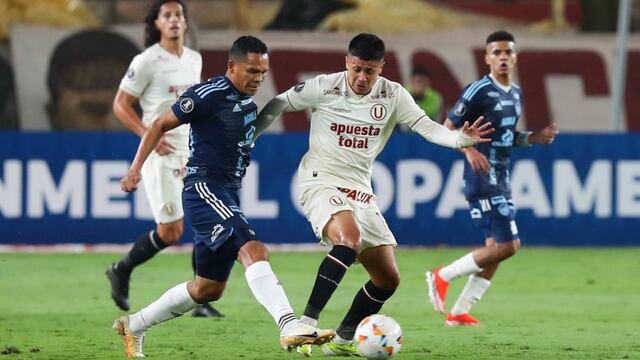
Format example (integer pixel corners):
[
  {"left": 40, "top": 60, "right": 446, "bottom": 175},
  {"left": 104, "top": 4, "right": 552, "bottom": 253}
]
[
  {"left": 172, "top": 75, "right": 258, "bottom": 188},
  {"left": 448, "top": 75, "right": 524, "bottom": 200}
]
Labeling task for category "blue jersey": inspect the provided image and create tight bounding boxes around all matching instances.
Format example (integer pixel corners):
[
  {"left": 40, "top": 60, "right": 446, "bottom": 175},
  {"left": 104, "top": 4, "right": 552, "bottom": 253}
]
[
  {"left": 448, "top": 75, "right": 524, "bottom": 200},
  {"left": 172, "top": 76, "right": 258, "bottom": 188}
]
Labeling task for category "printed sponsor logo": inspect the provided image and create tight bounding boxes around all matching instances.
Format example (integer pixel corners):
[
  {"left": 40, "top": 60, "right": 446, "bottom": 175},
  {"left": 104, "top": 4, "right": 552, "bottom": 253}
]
[
  {"left": 323, "top": 87, "right": 347, "bottom": 96},
  {"left": 294, "top": 82, "right": 305, "bottom": 92},
  {"left": 126, "top": 68, "right": 135, "bottom": 79},
  {"left": 337, "top": 187, "right": 374, "bottom": 204},
  {"left": 162, "top": 203, "right": 176, "bottom": 216},
  {"left": 453, "top": 101, "right": 466, "bottom": 116}
]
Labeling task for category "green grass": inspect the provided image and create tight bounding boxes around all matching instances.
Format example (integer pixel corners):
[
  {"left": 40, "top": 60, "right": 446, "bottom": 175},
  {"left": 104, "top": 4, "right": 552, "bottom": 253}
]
[{"left": 1, "top": 248, "right": 639, "bottom": 359}]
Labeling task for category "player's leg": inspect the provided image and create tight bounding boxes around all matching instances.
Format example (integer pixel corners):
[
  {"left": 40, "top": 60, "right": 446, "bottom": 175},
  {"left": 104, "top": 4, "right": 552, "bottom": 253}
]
[
  {"left": 323, "top": 204, "right": 398, "bottom": 356},
  {"left": 106, "top": 219, "right": 183, "bottom": 311},
  {"left": 191, "top": 246, "right": 225, "bottom": 318},
  {"left": 446, "top": 198, "right": 521, "bottom": 326},
  {"left": 106, "top": 156, "right": 184, "bottom": 311},
  {"left": 299, "top": 186, "right": 359, "bottom": 327}
]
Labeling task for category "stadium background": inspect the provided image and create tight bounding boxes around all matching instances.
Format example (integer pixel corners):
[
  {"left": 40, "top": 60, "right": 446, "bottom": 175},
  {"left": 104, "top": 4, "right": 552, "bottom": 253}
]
[
  {"left": 1, "top": 1, "right": 640, "bottom": 360},
  {"left": 1, "top": 0, "right": 638, "bottom": 248}
]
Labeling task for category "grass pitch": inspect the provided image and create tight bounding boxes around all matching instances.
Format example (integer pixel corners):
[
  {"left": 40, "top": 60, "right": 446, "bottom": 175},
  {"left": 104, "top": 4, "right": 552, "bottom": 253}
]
[{"left": 1, "top": 248, "right": 639, "bottom": 359}]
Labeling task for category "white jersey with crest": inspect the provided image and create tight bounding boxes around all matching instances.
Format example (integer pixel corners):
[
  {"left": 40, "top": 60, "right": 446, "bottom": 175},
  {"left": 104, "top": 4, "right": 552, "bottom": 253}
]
[
  {"left": 119, "top": 43, "right": 202, "bottom": 157},
  {"left": 285, "top": 71, "right": 430, "bottom": 193}
]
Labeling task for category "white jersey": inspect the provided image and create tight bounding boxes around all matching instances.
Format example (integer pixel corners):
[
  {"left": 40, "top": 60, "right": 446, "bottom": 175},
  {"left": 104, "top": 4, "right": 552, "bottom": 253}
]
[
  {"left": 285, "top": 71, "right": 430, "bottom": 193},
  {"left": 119, "top": 43, "right": 202, "bottom": 156}
]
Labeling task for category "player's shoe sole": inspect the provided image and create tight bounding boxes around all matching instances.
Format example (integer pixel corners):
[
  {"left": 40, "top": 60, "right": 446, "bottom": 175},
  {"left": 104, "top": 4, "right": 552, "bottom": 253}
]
[
  {"left": 425, "top": 269, "right": 447, "bottom": 314},
  {"left": 112, "top": 315, "right": 145, "bottom": 358},
  {"left": 106, "top": 263, "right": 131, "bottom": 311},
  {"left": 445, "top": 313, "right": 480, "bottom": 327}
]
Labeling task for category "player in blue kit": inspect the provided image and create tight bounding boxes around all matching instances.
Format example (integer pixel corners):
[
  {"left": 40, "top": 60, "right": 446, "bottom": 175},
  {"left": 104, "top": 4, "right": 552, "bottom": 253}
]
[
  {"left": 426, "top": 30, "right": 558, "bottom": 326},
  {"left": 113, "top": 36, "right": 333, "bottom": 358}
]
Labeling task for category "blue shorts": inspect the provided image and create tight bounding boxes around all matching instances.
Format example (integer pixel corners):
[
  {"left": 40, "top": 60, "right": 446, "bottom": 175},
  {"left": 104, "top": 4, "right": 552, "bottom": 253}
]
[
  {"left": 183, "top": 180, "right": 257, "bottom": 281},
  {"left": 468, "top": 195, "right": 519, "bottom": 242}
]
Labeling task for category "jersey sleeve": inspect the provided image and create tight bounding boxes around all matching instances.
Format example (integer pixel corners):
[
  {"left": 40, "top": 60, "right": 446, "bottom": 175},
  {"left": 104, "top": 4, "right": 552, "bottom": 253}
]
[
  {"left": 171, "top": 85, "right": 207, "bottom": 124},
  {"left": 119, "top": 54, "right": 151, "bottom": 97},
  {"left": 393, "top": 86, "right": 430, "bottom": 126},
  {"left": 447, "top": 84, "right": 479, "bottom": 128},
  {"left": 282, "top": 75, "right": 321, "bottom": 111}
]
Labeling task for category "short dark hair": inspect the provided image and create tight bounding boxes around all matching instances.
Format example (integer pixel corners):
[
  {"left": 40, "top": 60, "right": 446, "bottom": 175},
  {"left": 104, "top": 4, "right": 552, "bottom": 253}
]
[
  {"left": 144, "top": 0, "right": 188, "bottom": 47},
  {"left": 47, "top": 30, "right": 139, "bottom": 106},
  {"left": 486, "top": 30, "right": 515, "bottom": 44},
  {"left": 229, "top": 35, "right": 268, "bottom": 60},
  {"left": 348, "top": 33, "right": 385, "bottom": 61}
]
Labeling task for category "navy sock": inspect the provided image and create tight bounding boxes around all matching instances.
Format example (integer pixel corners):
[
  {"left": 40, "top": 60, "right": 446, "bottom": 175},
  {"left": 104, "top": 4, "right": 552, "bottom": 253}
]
[
  {"left": 117, "top": 231, "right": 168, "bottom": 274},
  {"left": 336, "top": 280, "right": 396, "bottom": 340},
  {"left": 303, "top": 245, "right": 357, "bottom": 320}
]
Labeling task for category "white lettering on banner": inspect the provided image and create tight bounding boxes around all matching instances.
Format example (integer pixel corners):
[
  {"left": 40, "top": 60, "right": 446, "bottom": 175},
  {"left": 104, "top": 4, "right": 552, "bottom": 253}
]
[
  {"left": 372, "top": 162, "right": 393, "bottom": 213},
  {"left": 617, "top": 161, "right": 640, "bottom": 217},
  {"left": 0, "top": 160, "right": 21, "bottom": 218},
  {"left": 240, "top": 163, "right": 279, "bottom": 218},
  {"left": 92, "top": 161, "right": 130, "bottom": 218},
  {"left": 396, "top": 160, "right": 442, "bottom": 218},
  {"left": 553, "top": 160, "right": 612, "bottom": 217},
  {"left": 27, "top": 160, "right": 86, "bottom": 218},
  {"left": 511, "top": 160, "right": 552, "bottom": 217},
  {"left": 435, "top": 161, "right": 467, "bottom": 217},
  {"left": 3, "top": 158, "right": 640, "bottom": 220}
]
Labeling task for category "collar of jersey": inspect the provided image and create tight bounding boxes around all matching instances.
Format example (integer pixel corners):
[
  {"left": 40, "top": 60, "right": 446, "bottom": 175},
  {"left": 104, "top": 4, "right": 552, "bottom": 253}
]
[{"left": 487, "top": 74, "right": 512, "bottom": 95}]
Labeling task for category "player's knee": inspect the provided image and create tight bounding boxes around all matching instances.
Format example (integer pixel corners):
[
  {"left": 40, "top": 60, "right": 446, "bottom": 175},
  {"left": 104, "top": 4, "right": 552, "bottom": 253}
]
[
  {"left": 157, "top": 224, "right": 183, "bottom": 245},
  {"left": 237, "top": 240, "right": 269, "bottom": 268},
  {"left": 191, "top": 283, "right": 225, "bottom": 303},
  {"left": 338, "top": 229, "right": 362, "bottom": 252}
]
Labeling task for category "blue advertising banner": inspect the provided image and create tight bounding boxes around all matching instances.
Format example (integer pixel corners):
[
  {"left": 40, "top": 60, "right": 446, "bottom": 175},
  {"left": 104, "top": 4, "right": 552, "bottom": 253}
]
[{"left": 1, "top": 132, "right": 639, "bottom": 246}]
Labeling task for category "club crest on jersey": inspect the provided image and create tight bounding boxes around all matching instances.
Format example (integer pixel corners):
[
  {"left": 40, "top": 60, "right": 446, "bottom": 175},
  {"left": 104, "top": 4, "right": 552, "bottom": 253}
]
[
  {"left": 329, "top": 196, "right": 346, "bottom": 206},
  {"left": 370, "top": 104, "right": 386, "bottom": 120},
  {"left": 454, "top": 101, "right": 466, "bottom": 116},
  {"left": 179, "top": 97, "right": 194, "bottom": 113}
]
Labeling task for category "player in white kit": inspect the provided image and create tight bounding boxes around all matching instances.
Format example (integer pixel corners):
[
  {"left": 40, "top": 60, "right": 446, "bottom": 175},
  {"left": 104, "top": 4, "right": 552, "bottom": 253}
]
[
  {"left": 105, "top": 0, "right": 222, "bottom": 318},
  {"left": 256, "top": 33, "right": 493, "bottom": 355}
]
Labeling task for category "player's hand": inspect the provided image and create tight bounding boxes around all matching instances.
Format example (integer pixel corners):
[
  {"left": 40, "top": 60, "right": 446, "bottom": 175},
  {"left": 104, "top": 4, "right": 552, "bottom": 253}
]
[
  {"left": 458, "top": 116, "right": 494, "bottom": 147},
  {"left": 464, "top": 147, "right": 491, "bottom": 175},
  {"left": 530, "top": 123, "right": 559, "bottom": 145},
  {"left": 155, "top": 134, "right": 175, "bottom": 156},
  {"left": 121, "top": 169, "right": 141, "bottom": 192}
]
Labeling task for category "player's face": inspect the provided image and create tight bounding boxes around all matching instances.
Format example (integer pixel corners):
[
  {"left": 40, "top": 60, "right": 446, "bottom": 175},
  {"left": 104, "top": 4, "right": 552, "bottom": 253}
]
[
  {"left": 155, "top": 2, "right": 187, "bottom": 41},
  {"left": 345, "top": 55, "right": 384, "bottom": 95},
  {"left": 228, "top": 52, "right": 269, "bottom": 96},
  {"left": 485, "top": 41, "right": 517, "bottom": 79}
]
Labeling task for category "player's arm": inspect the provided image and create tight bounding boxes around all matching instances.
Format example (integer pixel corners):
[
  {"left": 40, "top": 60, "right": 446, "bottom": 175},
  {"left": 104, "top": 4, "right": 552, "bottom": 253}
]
[
  {"left": 445, "top": 117, "right": 491, "bottom": 175},
  {"left": 516, "top": 123, "right": 558, "bottom": 146},
  {"left": 255, "top": 93, "right": 294, "bottom": 138},
  {"left": 113, "top": 89, "right": 147, "bottom": 136},
  {"left": 121, "top": 110, "right": 181, "bottom": 192}
]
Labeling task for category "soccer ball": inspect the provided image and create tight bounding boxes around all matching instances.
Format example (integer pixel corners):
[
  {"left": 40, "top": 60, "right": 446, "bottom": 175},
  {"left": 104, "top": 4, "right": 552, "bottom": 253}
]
[{"left": 354, "top": 314, "right": 403, "bottom": 359}]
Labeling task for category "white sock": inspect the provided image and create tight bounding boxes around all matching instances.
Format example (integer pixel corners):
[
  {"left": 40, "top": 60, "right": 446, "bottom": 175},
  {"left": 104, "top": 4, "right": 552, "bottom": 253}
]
[
  {"left": 300, "top": 315, "right": 318, "bottom": 327},
  {"left": 439, "top": 253, "right": 481, "bottom": 282},
  {"left": 245, "top": 261, "right": 296, "bottom": 332},
  {"left": 128, "top": 282, "right": 199, "bottom": 334},
  {"left": 450, "top": 275, "right": 491, "bottom": 315}
]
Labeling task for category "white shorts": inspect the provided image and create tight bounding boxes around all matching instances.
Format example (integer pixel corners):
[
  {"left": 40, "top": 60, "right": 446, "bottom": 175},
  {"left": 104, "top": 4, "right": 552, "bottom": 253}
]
[
  {"left": 299, "top": 185, "right": 396, "bottom": 252},
  {"left": 140, "top": 154, "right": 187, "bottom": 224}
]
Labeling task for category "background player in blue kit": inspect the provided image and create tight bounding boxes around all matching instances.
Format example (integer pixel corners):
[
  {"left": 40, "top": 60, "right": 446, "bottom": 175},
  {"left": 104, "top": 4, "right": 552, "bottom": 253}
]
[
  {"left": 426, "top": 30, "right": 558, "bottom": 327},
  {"left": 113, "top": 36, "right": 333, "bottom": 358}
]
